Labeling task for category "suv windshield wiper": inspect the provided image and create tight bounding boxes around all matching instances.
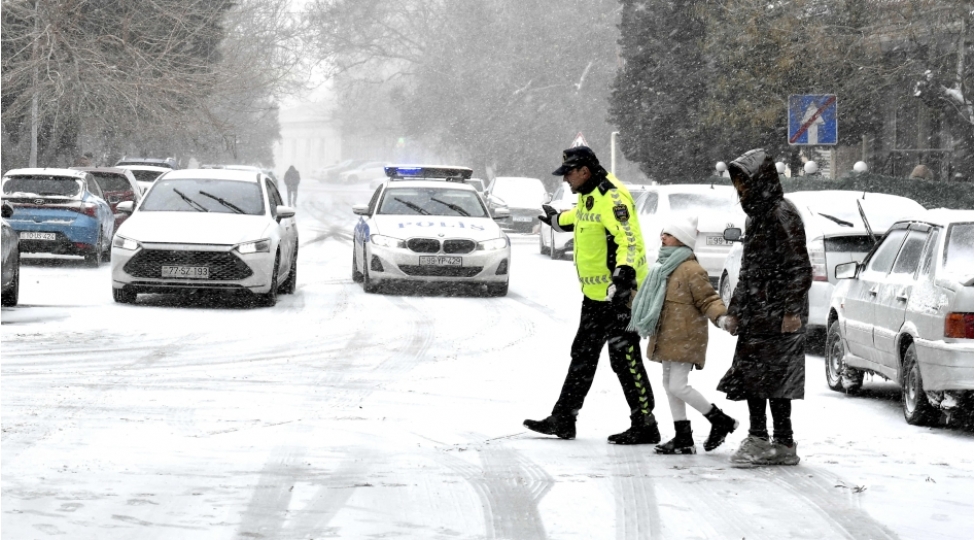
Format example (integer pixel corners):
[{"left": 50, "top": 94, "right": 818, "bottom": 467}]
[
  {"left": 430, "top": 197, "right": 470, "bottom": 216},
  {"left": 393, "top": 197, "right": 430, "bottom": 215},
  {"left": 173, "top": 188, "right": 208, "bottom": 212},
  {"left": 198, "top": 190, "right": 245, "bottom": 214},
  {"left": 817, "top": 213, "right": 853, "bottom": 227}
]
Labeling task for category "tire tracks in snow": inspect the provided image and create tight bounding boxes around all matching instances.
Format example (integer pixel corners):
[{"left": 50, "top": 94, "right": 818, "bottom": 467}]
[{"left": 434, "top": 443, "right": 553, "bottom": 540}]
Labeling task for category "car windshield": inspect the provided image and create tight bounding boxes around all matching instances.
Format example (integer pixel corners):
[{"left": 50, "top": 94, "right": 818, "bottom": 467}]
[
  {"left": 943, "top": 223, "right": 974, "bottom": 276},
  {"left": 2, "top": 175, "right": 82, "bottom": 197},
  {"left": 91, "top": 173, "right": 132, "bottom": 193},
  {"left": 130, "top": 170, "right": 166, "bottom": 184},
  {"left": 491, "top": 178, "right": 547, "bottom": 207},
  {"left": 378, "top": 187, "right": 488, "bottom": 217},
  {"left": 141, "top": 178, "right": 265, "bottom": 215}
]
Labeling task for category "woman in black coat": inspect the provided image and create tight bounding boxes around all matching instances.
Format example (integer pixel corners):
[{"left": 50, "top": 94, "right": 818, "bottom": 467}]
[{"left": 717, "top": 148, "right": 812, "bottom": 467}]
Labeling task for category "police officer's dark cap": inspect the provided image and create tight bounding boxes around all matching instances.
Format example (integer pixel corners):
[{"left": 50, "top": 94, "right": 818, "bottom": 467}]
[{"left": 552, "top": 146, "right": 600, "bottom": 176}]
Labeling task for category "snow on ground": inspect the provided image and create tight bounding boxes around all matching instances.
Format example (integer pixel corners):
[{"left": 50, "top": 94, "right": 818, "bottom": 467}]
[{"left": 2, "top": 180, "right": 972, "bottom": 539}]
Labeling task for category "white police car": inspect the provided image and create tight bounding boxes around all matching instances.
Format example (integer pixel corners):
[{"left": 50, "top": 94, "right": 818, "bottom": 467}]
[{"left": 352, "top": 166, "right": 511, "bottom": 296}]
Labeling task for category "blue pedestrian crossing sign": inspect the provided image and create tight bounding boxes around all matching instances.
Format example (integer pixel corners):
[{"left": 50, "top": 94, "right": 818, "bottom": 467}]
[{"left": 788, "top": 94, "right": 837, "bottom": 145}]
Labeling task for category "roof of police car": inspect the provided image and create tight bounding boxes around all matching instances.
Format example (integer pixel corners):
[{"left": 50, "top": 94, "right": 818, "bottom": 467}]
[
  {"left": 160, "top": 168, "right": 267, "bottom": 182},
  {"left": 381, "top": 179, "right": 477, "bottom": 191}
]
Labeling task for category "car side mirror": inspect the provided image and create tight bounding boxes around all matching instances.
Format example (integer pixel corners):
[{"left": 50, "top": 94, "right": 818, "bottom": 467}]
[
  {"left": 492, "top": 207, "right": 510, "bottom": 220},
  {"left": 723, "top": 227, "right": 742, "bottom": 242},
  {"left": 352, "top": 204, "right": 370, "bottom": 216},
  {"left": 1, "top": 202, "right": 13, "bottom": 219},
  {"left": 835, "top": 261, "right": 858, "bottom": 279},
  {"left": 116, "top": 201, "right": 135, "bottom": 214},
  {"left": 276, "top": 205, "right": 295, "bottom": 220}
]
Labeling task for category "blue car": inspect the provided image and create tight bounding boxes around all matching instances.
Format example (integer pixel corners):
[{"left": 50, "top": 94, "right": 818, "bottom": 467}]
[{"left": 1, "top": 168, "right": 114, "bottom": 267}]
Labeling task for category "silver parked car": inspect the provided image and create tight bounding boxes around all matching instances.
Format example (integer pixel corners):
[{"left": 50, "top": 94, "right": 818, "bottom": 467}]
[
  {"left": 538, "top": 182, "right": 576, "bottom": 259},
  {"left": 827, "top": 209, "right": 973, "bottom": 426}
]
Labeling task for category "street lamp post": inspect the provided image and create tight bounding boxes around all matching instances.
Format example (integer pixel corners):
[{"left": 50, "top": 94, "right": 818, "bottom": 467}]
[{"left": 610, "top": 131, "right": 620, "bottom": 176}]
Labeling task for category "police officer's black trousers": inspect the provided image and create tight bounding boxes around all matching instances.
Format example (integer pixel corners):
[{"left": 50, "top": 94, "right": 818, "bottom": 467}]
[{"left": 552, "top": 297, "right": 655, "bottom": 423}]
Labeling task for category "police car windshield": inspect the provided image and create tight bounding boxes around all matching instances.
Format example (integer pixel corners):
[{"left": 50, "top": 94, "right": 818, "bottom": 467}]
[{"left": 378, "top": 187, "right": 488, "bottom": 218}]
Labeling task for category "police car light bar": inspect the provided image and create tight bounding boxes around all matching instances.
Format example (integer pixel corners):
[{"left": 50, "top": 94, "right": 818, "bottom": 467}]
[{"left": 384, "top": 165, "right": 474, "bottom": 181}]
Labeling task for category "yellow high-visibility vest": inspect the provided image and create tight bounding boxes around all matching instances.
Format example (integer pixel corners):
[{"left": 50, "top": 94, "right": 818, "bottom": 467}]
[{"left": 556, "top": 172, "right": 648, "bottom": 300}]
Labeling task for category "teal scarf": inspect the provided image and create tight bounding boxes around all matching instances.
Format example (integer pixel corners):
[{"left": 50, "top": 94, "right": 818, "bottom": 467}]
[{"left": 627, "top": 246, "right": 693, "bottom": 337}]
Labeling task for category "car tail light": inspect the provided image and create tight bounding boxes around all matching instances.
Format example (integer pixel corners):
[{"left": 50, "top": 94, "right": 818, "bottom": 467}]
[
  {"left": 81, "top": 203, "right": 98, "bottom": 217},
  {"left": 945, "top": 312, "right": 974, "bottom": 339},
  {"left": 808, "top": 236, "right": 828, "bottom": 282}
]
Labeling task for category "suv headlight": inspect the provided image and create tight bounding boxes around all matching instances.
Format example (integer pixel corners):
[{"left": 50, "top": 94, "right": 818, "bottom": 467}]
[
  {"left": 478, "top": 237, "right": 508, "bottom": 251},
  {"left": 112, "top": 235, "right": 141, "bottom": 251},
  {"left": 236, "top": 239, "right": 271, "bottom": 254},
  {"left": 370, "top": 234, "right": 405, "bottom": 248}
]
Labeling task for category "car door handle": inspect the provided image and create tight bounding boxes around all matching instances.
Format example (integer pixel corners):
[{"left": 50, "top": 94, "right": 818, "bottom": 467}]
[
  {"left": 868, "top": 287, "right": 878, "bottom": 296},
  {"left": 896, "top": 288, "right": 909, "bottom": 302}
]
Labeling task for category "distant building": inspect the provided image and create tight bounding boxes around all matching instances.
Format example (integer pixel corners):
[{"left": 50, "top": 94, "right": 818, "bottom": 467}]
[{"left": 272, "top": 103, "right": 342, "bottom": 179}]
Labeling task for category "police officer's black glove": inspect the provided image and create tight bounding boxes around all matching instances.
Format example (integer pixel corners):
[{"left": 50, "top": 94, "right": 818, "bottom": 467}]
[
  {"left": 607, "top": 265, "right": 637, "bottom": 305},
  {"left": 538, "top": 204, "right": 559, "bottom": 227}
]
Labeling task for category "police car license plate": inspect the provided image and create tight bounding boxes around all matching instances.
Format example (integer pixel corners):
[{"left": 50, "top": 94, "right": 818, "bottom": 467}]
[
  {"left": 706, "top": 235, "right": 732, "bottom": 246},
  {"left": 162, "top": 266, "right": 210, "bottom": 279},
  {"left": 19, "top": 232, "right": 56, "bottom": 241},
  {"left": 419, "top": 256, "right": 461, "bottom": 266},
  {"left": 513, "top": 216, "right": 532, "bottom": 222}
]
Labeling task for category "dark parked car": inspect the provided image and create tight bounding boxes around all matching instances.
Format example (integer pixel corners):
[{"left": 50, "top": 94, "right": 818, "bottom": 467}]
[
  {"left": 2, "top": 202, "right": 19, "bottom": 306},
  {"left": 1, "top": 168, "right": 115, "bottom": 267},
  {"left": 72, "top": 167, "right": 142, "bottom": 231}
]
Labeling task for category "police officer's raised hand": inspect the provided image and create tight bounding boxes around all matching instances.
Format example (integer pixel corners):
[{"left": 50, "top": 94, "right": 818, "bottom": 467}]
[
  {"left": 607, "top": 265, "right": 636, "bottom": 304},
  {"left": 538, "top": 204, "right": 559, "bottom": 227}
]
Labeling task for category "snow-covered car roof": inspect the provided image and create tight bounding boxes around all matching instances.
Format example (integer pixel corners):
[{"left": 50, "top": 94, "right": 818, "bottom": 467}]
[
  {"left": 162, "top": 168, "right": 266, "bottom": 183},
  {"left": 645, "top": 183, "right": 737, "bottom": 193},
  {"left": 116, "top": 164, "right": 171, "bottom": 173},
  {"left": 786, "top": 190, "right": 925, "bottom": 236},
  {"left": 901, "top": 208, "right": 975, "bottom": 227},
  {"left": 2, "top": 167, "right": 87, "bottom": 180}
]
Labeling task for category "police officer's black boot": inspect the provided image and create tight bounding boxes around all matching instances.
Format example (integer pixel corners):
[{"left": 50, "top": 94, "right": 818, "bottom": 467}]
[
  {"left": 608, "top": 413, "right": 660, "bottom": 445},
  {"left": 703, "top": 404, "right": 739, "bottom": 452},
  {"left": 655, "top": 420, "right": 696, "bottom": 454},
  {"left": 523, "top": 415, "right": 576, "bottom": 440}
]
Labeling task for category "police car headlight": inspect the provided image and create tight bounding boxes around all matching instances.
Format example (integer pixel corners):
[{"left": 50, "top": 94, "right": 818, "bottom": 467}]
[
  {"left": 478, "top": 237, "right": 508, "bottom": 251},
  {"left": 236, "top": 239, "right": 271, "bottom": 254},
  {"left": 370, "top": 234, "right": 405, "bottom": 248},
  {"left": 112, "top": 235, "right": 141, "bottom": 251}
]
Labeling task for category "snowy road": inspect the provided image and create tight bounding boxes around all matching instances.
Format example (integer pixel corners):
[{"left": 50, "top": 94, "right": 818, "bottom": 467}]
[{"left": 2, "top": 181, "right": 972, "bottom": 540}]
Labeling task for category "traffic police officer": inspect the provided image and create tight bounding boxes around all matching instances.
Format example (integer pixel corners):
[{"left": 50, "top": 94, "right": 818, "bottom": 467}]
[{"left": 524, "top": 146, "right": 660, "bottom": 445}]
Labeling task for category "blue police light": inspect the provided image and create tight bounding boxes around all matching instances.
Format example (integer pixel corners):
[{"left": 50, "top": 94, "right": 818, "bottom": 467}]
[{"left": 384, "top": 165, "right": 474, "bottom": 180}]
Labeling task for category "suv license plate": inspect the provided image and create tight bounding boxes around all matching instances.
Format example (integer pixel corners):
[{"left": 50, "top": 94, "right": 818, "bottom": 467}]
[
  {"left": 706, "top": 235, "right": 732, "bottom": 246},
  {"left": 162, "top": 266, "right": 210, "bottom": 279},
  {"left": 20, "top": 232, "right": 56, "bottom": 241},
  {"left": 513, "top": 216, "right": 533, "bottom": 222},
  {"left": 419, "top": 256, "right": 461, "bottom": 266}
]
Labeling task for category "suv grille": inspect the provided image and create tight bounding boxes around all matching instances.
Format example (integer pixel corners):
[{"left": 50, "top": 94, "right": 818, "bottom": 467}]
[
  {"left": 407, "top": 238, "right": 440, "bottom": 253},
  {"left": 124, "top": 249, "right": 253, "bottom": 280},
  {"left": 443, "top": 239, "right": 476, "bottom": 254}
]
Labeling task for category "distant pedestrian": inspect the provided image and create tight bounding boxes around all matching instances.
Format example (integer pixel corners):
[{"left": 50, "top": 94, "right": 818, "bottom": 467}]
[
  {"left": 284, "top": 165, "right": 301, "bottom": 206},
  {"left": 73, "top": 153, "right": 93, "bottom": 167},
  {"left": 717, "top": 148, "right": 812, "bottom": 467},
  {"left": 909, "top": 164, "right": 934, "bottom": 182},
  {"left": 628, "top": 215, "right": 739, "bottom": 455},
  {"left": 523, "top": 146, "right": 660, "bottom": 445}
]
